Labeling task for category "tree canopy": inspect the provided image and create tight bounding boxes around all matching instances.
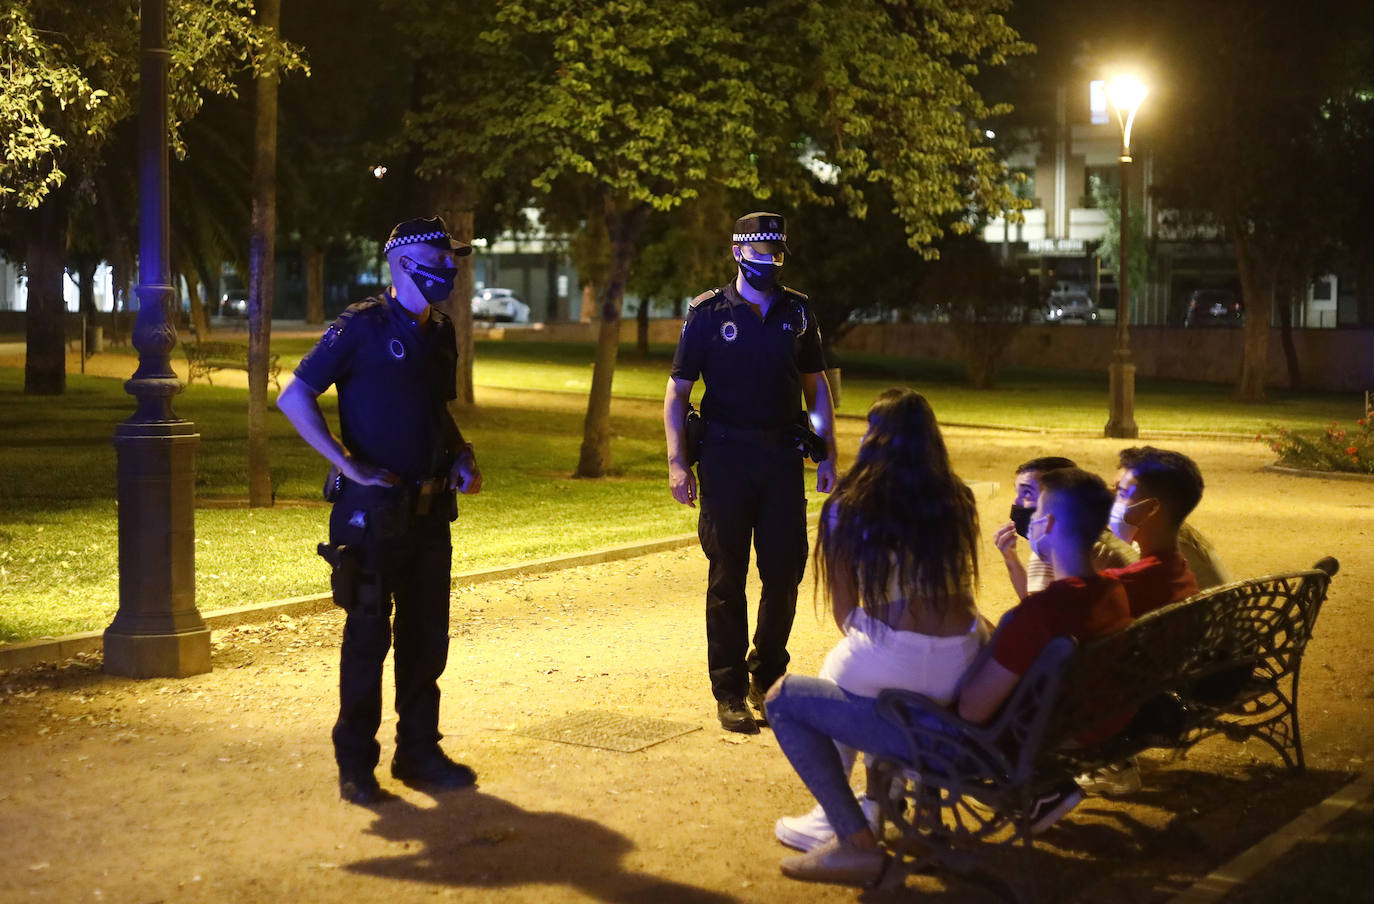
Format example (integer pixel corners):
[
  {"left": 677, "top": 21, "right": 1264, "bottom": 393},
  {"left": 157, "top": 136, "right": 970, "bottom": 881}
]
[{"left": 1, "top": 0, "right": 305, "bottom": 211}]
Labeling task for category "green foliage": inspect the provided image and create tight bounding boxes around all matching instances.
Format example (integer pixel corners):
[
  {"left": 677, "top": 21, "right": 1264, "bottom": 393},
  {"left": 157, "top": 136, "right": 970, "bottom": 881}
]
[
  {"left": 776, "top": 0, "right": 1033, "bottom": 252},
  {"left": 0, "top": 0, "right": 306, "bottom": 211},
  {"left": 481, "top": 0, "right": 771, "bottom": 212},
  {"left": 1261, "top": 418, "right": 1374, "bottom": 475},
  {"left": 1091, "top": 180, "right": 1149, "bottom": 307}
]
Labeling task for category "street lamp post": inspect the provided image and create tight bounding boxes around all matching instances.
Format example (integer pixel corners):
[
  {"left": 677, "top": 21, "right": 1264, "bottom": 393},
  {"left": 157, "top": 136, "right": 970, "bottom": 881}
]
[
  {"left": 104, "top": 0, "right": 210, "bottom": 677},
  {"left": 1104, "top": 75, "right": 1147, "bottom": 439}
]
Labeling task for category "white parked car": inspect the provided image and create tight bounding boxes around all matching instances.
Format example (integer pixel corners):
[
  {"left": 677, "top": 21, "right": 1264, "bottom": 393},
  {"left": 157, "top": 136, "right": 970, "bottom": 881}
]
[
  {"left": 471, "top": 288, "right": 530, "bottom": 323},
  {"left": 1044, "top": 290, "right": 1097, "bottom": 324}
]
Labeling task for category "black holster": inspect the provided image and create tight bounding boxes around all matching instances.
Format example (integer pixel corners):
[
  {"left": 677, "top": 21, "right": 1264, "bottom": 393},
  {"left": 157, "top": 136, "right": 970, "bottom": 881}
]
[
  {"left": 684, "top": 402, "right": 704, "bottom": 466},
  {"left": 785, "top": 412, "right": 829, "bottom": 463},
  {"left": 317, "top": 542, "right": 378, "bottom": 615}
]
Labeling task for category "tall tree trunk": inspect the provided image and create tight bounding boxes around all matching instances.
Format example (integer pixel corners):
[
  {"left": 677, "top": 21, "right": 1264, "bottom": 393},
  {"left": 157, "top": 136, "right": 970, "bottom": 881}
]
[
  {"left": 1234, "top": 235, "right": 1273, "bottom": 402},
  {"left": 304, "top": 242, "right": 325, "bottom": 325},
  {"left": 636, "top": 295, "right": 650, "bottom": 358},
  {"left": 546, "top": 252, "right": 561, "bottom": 321},
  {"left": 1275, "top": 275, "right": 1302, "bottom": 391},
  {"left": 187, "top": 272, "right": 211, "bottom": 339},
  {"left": 247, "top": 0, "right": 281, "bottom": 507},
  {"left": 24, "top": 194, "right": 69, "bottom": 395},
  {"left": 576, "top": 198, "right": 648, "bottom": 478},
  {"left": 579, "top": 283, "right": 596, "bottom": 323},
  {"left": 77, "top": 257, "right": 100, "bottom": 357},
  {"left": 426, "top": 178, "right": 477, "bottom": 407}
]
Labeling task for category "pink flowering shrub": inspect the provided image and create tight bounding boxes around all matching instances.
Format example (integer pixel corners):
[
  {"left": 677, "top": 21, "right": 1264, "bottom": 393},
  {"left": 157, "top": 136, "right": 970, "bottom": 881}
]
[{"left": 1259, "top": 418, "right": 1374, "bottom": 474}]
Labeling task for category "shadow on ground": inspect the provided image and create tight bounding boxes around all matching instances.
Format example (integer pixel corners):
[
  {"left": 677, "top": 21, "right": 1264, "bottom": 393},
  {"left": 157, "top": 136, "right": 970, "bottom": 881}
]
[{"left": 347, "top": 789, "right": 742, "bottom": 903}]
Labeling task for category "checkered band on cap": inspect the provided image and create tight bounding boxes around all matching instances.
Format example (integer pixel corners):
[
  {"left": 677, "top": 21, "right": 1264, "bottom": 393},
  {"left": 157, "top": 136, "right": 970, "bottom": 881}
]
[
  {"left": 732, "top": 231, "right": 787, "bottom": 244},
  {"left": 384, "top": 230, "right": 449, "bottom": 254}
]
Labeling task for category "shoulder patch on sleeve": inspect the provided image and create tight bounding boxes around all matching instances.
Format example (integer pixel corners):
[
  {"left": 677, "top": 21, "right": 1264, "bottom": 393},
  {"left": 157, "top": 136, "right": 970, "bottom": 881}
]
[
  {"left": 322, "top": 298, "right": 385, "bottom": 347},
  {"left": 688, "top": 288, "right": 721, "bottom": 310}
]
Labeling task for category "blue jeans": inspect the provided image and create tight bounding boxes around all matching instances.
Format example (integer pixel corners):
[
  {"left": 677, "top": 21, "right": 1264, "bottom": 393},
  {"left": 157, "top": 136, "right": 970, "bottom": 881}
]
[{"left": 767, "top": 674, "right": 915, "bottom": 839}]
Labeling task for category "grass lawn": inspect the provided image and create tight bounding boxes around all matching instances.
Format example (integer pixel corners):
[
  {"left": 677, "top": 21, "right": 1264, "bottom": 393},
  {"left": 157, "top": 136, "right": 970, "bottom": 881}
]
[{"left": 0, "top": 337, "right": 1362, "bottom": 643}]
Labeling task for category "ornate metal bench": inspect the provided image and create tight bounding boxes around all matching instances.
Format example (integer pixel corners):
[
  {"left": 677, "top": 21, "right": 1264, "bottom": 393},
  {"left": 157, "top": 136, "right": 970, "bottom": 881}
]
[
  {"left": 183, "top": 340, "right": 280, "bottom": 390},
  {"left": 868, "top": 557, "right": 1339, "bottom": 899}
]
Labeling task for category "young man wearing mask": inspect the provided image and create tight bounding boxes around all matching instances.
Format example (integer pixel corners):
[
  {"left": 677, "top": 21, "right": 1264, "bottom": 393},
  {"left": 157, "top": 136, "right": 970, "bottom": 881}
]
[
  {"left": 994, "top": 456, "right": 1134, "bottom": 601},
  {"left": 1100, "top": 446, "right": 1208, "bottom": 617},
  {"left": 279, "top": 216, "right": 483, "bottom": 804},
  {"left": 664, "top": 211, "right": 838, "bottom": 733}
]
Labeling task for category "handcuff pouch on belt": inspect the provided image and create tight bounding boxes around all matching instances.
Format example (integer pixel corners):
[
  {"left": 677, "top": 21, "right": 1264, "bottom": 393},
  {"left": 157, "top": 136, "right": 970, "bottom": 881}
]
[
  {"left": 413, "top": 476, "right": 458, "bottom": 520},
  {"left": 684, "top": 402, "right": 704, "bottom": 467},
  {"left": 323, "top": 464, "right": 343, "bottom": 502},
  {"left": 785, "top": 412, "right": 829, "bottom": 463}
]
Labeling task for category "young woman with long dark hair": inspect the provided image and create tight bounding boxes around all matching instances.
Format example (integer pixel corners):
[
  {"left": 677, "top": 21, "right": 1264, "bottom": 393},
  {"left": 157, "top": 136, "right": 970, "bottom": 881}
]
[{"left": 764, "top": 387, "right": 985, "bottom": 885}]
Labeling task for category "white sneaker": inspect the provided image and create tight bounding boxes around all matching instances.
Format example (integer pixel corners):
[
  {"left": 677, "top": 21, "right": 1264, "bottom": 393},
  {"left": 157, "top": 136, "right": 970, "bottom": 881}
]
[
  {"left": 775, "top": 797, "right": 882, "bottom": 852},
  {"left": 1076, "top": 759, "right": 1142, "bottom": 797}
]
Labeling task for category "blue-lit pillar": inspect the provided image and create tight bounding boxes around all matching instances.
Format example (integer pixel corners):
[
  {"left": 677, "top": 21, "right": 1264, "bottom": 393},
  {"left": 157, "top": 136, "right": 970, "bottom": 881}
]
[{"left": 104, "top": 0, "right": 210, "bottom": 677}]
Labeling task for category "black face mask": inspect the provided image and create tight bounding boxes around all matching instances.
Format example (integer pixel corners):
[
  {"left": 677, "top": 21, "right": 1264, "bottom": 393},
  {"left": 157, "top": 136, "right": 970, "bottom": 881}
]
[
  {"left": 738, "top": 257, "right": 780, "bottom": 291},
  {"left": 1010, "top": 503, "right": 1035, "bottom": 538},
  {"left": 405, "top": 260, "right": 458, "bottom": 304}
]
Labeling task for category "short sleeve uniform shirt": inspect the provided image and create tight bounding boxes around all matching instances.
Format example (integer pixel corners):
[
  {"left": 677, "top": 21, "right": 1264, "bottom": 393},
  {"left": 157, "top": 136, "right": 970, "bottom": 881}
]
[
  {"left": 670, "top": 282, "right": 826, "bottom": 430},
  {"left": 294, "top": 294, "right": 457, "bottom": 481}
]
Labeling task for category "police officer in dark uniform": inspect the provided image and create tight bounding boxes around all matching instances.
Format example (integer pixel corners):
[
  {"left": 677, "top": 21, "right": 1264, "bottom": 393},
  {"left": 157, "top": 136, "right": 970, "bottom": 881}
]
[
  {"left": 278, "top": 216, "right": 483, "bottom": 804},
  {"left": 664, "top": 212, "right": 838, "bottom": 733}
]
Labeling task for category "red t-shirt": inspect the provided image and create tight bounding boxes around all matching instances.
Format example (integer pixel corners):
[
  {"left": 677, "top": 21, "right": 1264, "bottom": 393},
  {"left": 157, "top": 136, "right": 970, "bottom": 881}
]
[
  {"left": 993, "top": 574, "right": 1132, "bottom": 676},
  {"left": 993, "top": 573, "right": 1134, "bottom": 744},
  {"left": 1102, "top": 550, "right": 1198, "bottom": 618}
]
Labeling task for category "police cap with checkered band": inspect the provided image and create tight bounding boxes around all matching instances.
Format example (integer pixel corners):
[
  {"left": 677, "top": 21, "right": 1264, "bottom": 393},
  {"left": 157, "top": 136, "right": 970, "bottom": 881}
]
[
  {"left": 383, "top": 216, "right": 473, "bottom": 257},
  {"left": 731, "top": 212, "right": 789, "bottom": 254}
]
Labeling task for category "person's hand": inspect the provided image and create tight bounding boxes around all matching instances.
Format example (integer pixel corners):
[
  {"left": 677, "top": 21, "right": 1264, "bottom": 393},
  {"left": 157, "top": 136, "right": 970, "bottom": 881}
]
[
  {"left": 816, "top": 458, "right": 837, "bottom": 494},
  {"left": 669, "top": 459, "right": 697, "bottom": 507},
  {"left": 450, "top": 449, "right": 483, "bottom": 495},
  {"left": 993, "top": 521, "right": 1019, "bottom": 559},
  {"left": 341, "top": 454, "right": 398, "bottom": 488}
]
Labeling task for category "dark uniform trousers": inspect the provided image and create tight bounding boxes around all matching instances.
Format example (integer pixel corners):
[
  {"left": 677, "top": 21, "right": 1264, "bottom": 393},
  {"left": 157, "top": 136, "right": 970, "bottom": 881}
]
[
  {"left": 697, "top": 435, "right": 809, "bottom": 701},
  {"left": 328, "top": 483, "right": 452, "bottom": 774}
]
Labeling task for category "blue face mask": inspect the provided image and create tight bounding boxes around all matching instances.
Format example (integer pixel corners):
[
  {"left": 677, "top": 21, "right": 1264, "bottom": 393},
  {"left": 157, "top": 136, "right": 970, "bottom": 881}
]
[
  {"left": 405, "top": 260, "right": 458, "bottom": 304},
  {"left": 738, "top": 256, "right": 780, "bottom": 291}
]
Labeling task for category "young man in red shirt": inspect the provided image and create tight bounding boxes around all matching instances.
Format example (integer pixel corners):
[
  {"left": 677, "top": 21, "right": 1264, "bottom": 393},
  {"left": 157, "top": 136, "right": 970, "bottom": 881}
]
[
  {"left": 1100, "top": 447, "right": 1207, "bottom": 617},
  {"left": 1078, "top": 446, "right": 1210, "bottom": 796},
  {"left": 959, "top": 467, "right": 1132, "bottom": 833}
]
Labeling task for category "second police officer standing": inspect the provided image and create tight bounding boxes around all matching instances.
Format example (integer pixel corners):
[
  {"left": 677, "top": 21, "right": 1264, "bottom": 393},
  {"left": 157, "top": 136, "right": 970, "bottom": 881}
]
[
  {"left": 278, "top": 216, "right": 483, "bottom": 804},
  {"left": 664, "top": 212, "right": 838, "bottom": 733}
]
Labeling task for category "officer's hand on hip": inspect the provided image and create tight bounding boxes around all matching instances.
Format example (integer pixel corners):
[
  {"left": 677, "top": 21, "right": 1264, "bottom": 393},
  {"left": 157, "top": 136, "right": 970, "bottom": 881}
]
[
  {"left": 451, "top": 453, "right": 483, "bottom": 495},
  {"left": 342, "top": 455, "right": 399, "bottom": 487},
  {"left": 668, "top": 459, "right": 697, "bottom": 508},
  {"left": 816, "top": 458, "right": 837, "bottom": 494}
]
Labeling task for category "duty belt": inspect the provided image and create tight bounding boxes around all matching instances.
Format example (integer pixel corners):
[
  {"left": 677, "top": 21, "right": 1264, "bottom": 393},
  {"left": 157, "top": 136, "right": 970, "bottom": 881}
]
[
  {"left": 703, "top": 422, "right": 789, "bottom": 445},
  {"left": 337, "top": 474, "right": 451, "bottom": 516}
]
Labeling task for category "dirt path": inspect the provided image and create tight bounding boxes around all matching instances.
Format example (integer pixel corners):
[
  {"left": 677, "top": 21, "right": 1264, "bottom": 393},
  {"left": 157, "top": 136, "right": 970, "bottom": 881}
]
[{"left": 1, "top": 423, "right": 1371, "bottom": 901}]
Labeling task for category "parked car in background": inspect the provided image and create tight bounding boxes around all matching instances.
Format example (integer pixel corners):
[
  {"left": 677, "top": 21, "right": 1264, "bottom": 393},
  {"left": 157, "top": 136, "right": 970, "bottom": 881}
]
[
  {"left": 1184, "top": 289, "right": 1244, "bottom": 327},
  {"left": 472, "top": 288, "right": 530, "bottom": 323},
  {"left": 218, "top": 289, "right": 249, "bottom": 317},
  {"left": 1044, "top": 290, "right": 1097, "bottom": 324}
]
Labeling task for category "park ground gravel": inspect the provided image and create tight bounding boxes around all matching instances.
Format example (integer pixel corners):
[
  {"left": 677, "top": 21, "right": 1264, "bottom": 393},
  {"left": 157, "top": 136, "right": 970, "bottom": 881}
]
[{"left": 0, "top": 390, "right": 1371, "bottom": 902}]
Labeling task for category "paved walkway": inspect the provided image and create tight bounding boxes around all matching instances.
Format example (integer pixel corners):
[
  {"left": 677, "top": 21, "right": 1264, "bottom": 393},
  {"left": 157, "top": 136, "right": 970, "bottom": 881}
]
[{"left": 0, "top": 401, "right": 1370, "bottom": 900}]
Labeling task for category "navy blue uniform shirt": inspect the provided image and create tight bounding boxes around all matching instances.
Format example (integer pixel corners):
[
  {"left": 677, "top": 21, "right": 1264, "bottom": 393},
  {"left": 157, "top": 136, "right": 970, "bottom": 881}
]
[
  {"left": 295, "top": 294, "right": 458, "bottom": 481},
  {"left": 670, "top": 282, "right": 826, "bottom": 430}
]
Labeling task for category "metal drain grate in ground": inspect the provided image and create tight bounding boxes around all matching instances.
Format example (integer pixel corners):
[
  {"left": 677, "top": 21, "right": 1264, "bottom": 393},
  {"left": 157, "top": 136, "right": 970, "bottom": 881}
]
[{"left": 516, "top": 710, "right": 701, "bottom": 752}]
